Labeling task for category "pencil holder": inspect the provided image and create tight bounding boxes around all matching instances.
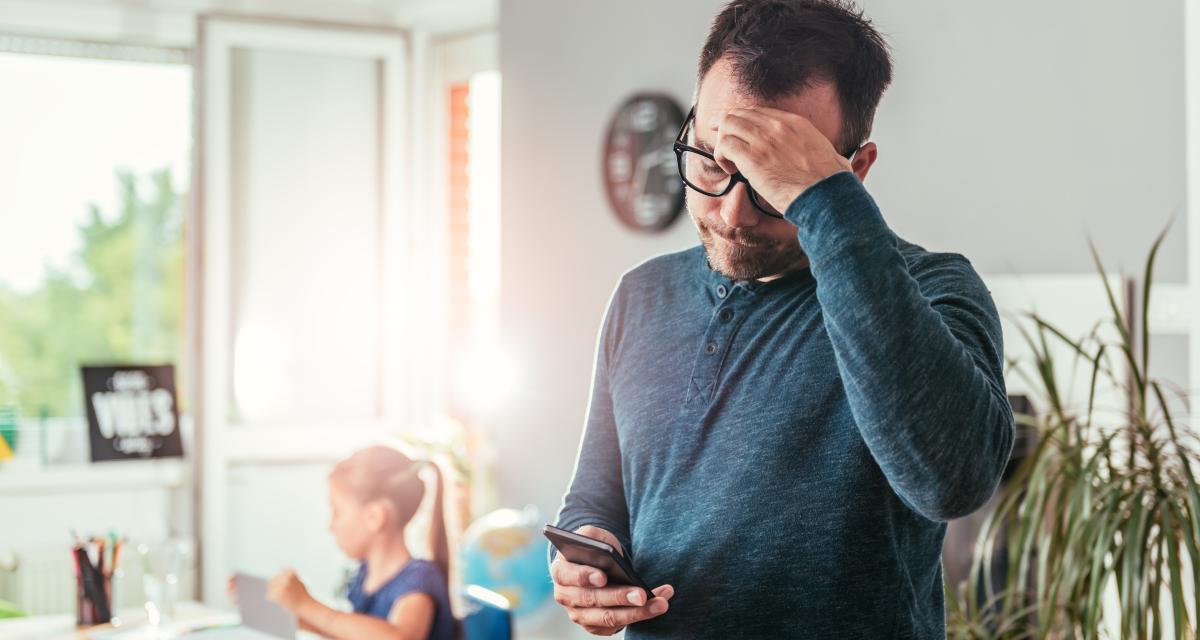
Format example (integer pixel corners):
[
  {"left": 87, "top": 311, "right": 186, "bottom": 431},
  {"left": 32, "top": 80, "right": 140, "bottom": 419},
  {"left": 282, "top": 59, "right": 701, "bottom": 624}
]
[{"left": 74, "top": 555, "right": 113, "bottom": 626}]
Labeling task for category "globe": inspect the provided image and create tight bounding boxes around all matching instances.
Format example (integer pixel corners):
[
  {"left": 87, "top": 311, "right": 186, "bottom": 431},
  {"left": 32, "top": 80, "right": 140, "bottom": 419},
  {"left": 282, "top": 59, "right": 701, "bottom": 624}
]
[{"left": 460, "top": 506, "right": 554, "bottom": 621}]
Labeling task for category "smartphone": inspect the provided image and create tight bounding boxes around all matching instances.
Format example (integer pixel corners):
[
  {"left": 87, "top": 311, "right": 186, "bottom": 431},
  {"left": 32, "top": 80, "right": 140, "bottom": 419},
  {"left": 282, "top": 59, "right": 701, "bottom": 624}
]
[{"left": 543, "top": 524, "right": 651, "bottom": 592}]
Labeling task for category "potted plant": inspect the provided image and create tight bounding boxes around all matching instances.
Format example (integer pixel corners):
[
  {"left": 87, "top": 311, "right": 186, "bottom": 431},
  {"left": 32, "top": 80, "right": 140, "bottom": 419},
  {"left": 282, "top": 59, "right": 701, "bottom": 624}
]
[{"left": 947, "top": 227, "right": 1199, "bottom": 639}]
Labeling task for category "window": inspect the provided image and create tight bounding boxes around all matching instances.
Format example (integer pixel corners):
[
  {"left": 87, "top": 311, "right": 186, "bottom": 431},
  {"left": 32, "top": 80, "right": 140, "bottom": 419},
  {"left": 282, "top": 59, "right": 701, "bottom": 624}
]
[
  {"left": 446, "top": 70, "right": 504, "bottom": 416},
  {"left": 0, "top": 42, "right": 190, "bottom": 462}
]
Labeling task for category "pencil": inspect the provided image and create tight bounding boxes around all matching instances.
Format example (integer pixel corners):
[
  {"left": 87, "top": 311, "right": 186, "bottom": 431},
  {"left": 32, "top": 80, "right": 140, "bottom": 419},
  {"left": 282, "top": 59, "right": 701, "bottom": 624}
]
[
  {"left": 110, "top": 537, "right": 123, "bottom": 579},
  {"left": 95, "top": 538, "right": 106, "bottom": 579}
]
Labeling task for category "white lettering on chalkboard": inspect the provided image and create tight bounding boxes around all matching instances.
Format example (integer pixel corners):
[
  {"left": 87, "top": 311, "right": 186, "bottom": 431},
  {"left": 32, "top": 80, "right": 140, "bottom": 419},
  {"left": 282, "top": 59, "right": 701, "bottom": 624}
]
[{"left": 91, "top": 387, "right": 176, "bottom": 438}]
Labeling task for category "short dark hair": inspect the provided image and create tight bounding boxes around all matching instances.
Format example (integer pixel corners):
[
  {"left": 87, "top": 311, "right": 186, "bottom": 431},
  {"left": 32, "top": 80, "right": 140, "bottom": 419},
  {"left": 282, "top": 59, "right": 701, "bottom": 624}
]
[{"left": 698, "top": 0, "right": 893, "bottom": 155}]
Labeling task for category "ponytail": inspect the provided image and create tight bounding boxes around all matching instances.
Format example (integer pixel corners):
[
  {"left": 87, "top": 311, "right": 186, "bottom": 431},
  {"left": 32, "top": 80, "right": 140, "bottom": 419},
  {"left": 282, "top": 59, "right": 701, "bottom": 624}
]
[
  {"left": 427, "top": 460, "right": 451, "bottom": 582},
  {"left": 426, "top": 460, "right": 463, "bottom": 640}
]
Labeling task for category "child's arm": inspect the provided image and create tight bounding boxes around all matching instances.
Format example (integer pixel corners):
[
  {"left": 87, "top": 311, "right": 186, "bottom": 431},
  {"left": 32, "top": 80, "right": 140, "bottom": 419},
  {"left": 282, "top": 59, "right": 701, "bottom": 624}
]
[
  {"left": 267, "top": 570, "right": 436, "bottom": 640},
  {"left": 386, "top": 593, "right": 436, "bottom": 639}
]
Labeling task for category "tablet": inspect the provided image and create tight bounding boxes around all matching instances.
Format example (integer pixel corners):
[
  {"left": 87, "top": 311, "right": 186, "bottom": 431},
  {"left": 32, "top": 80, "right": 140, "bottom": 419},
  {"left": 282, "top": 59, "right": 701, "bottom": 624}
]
[{"left": 233, "top": 573, "right": 299, "bottom": 639}]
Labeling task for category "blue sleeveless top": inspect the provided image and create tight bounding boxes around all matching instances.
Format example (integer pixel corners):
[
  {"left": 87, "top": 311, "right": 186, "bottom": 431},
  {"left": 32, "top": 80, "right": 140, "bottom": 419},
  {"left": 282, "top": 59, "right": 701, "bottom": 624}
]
[{"left": 346, "top": 559, "right": 456, "bottom": 640}]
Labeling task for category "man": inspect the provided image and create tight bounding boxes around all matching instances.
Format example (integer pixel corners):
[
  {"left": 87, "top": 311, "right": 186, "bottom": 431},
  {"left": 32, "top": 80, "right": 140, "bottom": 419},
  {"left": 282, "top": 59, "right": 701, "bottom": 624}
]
[{"left": 550, "top": 1, "right": 1015, "bottom": 637}]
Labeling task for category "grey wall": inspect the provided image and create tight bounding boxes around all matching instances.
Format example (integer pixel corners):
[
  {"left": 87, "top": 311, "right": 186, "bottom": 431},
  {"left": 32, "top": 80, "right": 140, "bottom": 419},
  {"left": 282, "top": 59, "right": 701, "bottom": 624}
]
[
  {"left": 495, "top": 0, "right": 1188, "bottom": 526},
  {"left": 860, "top": 0, "right": 1186, "bottom": 276},
  {"left": 495, "top": 0, "right": 723, "bottom": 525}
]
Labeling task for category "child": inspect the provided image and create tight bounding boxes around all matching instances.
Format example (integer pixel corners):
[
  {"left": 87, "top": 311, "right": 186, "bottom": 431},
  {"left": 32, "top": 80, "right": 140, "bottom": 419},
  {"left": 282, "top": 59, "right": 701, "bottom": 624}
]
[{"left": 250, "top": 445, "right": 459, "bottom": 640}]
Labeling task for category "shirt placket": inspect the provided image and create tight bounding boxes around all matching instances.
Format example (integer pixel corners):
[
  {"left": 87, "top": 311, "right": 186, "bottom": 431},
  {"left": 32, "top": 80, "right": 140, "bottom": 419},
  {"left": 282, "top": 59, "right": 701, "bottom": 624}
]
[{"left": 683, "top": 280, "right": 745, "bottom": 409}]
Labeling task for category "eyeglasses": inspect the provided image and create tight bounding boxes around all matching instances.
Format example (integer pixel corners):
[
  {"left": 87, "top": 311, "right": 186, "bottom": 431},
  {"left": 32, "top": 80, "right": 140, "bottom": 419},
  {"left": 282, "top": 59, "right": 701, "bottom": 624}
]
[{"left": 672, "top": 106, "right": 858, "bottom": 219}]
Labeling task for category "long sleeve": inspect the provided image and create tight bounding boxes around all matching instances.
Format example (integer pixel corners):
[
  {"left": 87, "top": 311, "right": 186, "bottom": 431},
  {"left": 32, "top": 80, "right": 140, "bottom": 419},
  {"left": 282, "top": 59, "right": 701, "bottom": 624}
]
[
  {"left": 550, "top": 284, "right": 632, "bottom": 563},
  {"left": 784, "top": 171, "right": 1015, "bottom": 522}
]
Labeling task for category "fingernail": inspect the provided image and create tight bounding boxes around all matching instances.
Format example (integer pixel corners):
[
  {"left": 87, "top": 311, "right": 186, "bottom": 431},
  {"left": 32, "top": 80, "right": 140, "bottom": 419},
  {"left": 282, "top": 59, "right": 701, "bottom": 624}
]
[
  {"left": 589, "top": 572, "right": 605, "bottom": 586},
  {"left": 627, "top": 589, "right": 644, "bottom": 605},
  {"left": 650, "top": 599, "right": 667, "bottom": 614}
]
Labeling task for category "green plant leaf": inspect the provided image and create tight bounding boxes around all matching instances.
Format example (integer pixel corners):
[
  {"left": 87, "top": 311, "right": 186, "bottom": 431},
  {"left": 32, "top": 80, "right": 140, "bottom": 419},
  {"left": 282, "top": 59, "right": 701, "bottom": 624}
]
[{"left": 1139, "top": 222, "right": 1171, "bottom": 387}]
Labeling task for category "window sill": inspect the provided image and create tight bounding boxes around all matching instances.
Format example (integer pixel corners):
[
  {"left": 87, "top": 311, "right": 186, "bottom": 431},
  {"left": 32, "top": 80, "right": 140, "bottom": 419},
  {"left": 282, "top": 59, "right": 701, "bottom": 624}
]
[{"left": 0, "top": 458, "right": 186, "bottom": 496}]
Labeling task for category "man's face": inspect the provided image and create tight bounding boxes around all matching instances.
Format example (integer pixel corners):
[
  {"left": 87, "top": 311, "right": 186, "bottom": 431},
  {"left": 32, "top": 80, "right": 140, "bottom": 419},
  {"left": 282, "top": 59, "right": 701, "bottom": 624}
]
[{"left": 688, "top": 57, "right": 862, "bottom": 281}]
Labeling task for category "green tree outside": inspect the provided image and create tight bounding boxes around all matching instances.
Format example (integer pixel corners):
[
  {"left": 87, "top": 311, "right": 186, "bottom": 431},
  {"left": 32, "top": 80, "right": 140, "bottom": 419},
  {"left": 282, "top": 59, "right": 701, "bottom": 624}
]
[{"left": 0, "top": 168, "right": 185, "bottom": 419}]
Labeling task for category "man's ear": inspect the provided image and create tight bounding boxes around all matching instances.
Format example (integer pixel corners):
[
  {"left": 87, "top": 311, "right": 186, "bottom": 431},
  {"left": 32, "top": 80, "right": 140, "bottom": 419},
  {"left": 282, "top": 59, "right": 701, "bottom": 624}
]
[{"left": 850, "top": 141, "right": 878, "bottom": 182}]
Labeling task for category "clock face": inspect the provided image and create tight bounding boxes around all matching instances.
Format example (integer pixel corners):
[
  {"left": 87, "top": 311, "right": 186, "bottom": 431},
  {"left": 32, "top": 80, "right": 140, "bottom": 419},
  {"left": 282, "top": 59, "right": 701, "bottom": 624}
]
[{"left": 602, "top": 94, "right": 686, "bottom": 232}]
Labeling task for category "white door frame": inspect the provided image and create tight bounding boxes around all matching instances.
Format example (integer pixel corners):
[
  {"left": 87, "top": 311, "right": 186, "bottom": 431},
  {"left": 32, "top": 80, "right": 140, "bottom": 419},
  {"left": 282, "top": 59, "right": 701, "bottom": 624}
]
[{"left": 192, "top": 14, "right": 431, "bottom": 604}]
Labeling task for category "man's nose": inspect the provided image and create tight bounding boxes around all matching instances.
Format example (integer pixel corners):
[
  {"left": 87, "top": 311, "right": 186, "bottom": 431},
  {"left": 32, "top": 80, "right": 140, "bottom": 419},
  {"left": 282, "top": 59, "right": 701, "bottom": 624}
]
[{"left": 719, "top": 182, "right": 761, "bottom": 229}]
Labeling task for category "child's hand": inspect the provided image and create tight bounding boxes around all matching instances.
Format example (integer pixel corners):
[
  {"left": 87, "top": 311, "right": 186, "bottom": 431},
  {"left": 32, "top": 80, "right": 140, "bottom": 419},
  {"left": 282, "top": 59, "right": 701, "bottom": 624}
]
[
  {"left": 267, "top": 569, "right": 313, "bottom": 612},
  {"left": 226, "top": 576, "right": 238, "bottom": 605}
]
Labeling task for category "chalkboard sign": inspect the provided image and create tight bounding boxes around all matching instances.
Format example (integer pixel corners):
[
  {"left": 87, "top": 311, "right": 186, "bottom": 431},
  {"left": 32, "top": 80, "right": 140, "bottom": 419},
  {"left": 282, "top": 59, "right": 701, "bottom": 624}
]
[{"left": 81, "top": 365, "right": 183, "bottom": 462}]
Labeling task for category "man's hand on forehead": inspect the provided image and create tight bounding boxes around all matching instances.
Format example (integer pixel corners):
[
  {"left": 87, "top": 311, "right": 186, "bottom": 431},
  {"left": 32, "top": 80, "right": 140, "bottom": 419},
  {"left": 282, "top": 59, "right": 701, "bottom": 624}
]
[{"left": 712, "top": 106, "right": 853, "bottom": 214}]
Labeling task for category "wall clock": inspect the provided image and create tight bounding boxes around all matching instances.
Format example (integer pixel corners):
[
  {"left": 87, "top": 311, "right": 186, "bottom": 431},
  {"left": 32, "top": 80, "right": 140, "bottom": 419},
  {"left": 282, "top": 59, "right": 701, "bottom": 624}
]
[{"left": 601, "top": 93, "right": 686, "bottom": 232}]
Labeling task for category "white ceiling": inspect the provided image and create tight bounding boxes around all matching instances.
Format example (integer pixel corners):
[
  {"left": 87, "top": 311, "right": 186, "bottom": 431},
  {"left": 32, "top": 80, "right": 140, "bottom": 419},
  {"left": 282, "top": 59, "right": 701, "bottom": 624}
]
[{"left": 0, "top": 0, "right": 497, "bottom": 44}]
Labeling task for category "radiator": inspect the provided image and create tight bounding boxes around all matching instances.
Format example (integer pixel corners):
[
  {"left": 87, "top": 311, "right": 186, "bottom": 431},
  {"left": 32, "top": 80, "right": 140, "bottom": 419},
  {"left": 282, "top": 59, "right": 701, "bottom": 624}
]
[{"left": 0, "top": 541, "right": 197, "bottom": 616}]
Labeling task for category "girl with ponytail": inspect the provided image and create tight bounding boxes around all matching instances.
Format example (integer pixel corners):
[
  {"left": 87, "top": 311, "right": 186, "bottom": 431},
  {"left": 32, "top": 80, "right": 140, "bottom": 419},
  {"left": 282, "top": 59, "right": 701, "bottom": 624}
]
[{"left": 259, "top": 445, "right": 458, "bottom": 640}]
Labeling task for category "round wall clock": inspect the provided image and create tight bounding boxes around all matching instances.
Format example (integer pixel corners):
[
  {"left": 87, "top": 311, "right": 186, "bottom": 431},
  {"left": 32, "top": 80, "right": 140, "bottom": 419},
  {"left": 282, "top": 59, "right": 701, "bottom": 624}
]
[{"left": 601, "top": 93, "right": 686, "bottom": 232}]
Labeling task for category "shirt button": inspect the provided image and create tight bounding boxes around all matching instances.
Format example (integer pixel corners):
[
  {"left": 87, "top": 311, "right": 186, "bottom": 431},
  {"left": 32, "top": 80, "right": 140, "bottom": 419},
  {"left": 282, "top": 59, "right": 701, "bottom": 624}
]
[
  {"left": 716, "top": 284, "right": 727, "bottom": 298},
  {"left": 705, "top": 342, "right": 718, "bottom": 354},
  {"left": 719, "top": 308, "right": 734, "bottom": 323}
]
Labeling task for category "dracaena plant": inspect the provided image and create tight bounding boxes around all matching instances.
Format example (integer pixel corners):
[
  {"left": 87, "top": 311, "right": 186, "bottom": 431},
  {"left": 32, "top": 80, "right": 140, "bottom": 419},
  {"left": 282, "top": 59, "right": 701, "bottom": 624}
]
[{"left": 946, "top": 227, "right": 1199, "bottom": 639}]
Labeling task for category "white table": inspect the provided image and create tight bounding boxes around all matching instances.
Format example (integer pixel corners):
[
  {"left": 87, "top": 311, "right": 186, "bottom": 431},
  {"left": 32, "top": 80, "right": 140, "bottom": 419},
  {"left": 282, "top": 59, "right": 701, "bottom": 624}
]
[
  {"left": 0, "top": 600, "right": 607, "bottom": 640},
  {"left": 0, "top": 601, "right": 262, "bottom": 640}
]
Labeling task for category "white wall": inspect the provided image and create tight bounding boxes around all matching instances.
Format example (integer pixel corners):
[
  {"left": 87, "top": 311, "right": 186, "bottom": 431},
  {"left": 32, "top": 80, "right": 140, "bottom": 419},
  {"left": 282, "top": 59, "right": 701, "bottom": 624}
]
[{"left": 495, "top": 0, "right": 1188, "bottom": 527}]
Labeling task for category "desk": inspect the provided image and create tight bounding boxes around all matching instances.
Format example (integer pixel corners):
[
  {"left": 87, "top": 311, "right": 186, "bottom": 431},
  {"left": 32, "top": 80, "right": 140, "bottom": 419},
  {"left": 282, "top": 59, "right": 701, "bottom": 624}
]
[
  {"left": 0, "top": 601, "right": 270, "bottom": 639},
  {"left": 0, "top": 601, "right": 595, "bottom": 640}
]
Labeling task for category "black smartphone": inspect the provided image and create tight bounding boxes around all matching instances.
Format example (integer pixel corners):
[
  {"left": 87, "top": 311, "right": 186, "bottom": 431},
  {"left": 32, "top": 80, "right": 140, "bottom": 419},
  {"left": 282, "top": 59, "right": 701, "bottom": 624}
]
[{"left": 543, "top": 524, "right": 651, "bottom": 592}]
